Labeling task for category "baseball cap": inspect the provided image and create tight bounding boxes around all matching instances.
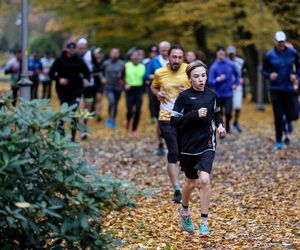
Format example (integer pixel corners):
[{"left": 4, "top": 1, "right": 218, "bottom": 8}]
[
  {"left": 66, "top": 42, "right": 76, "bottom": 49},
  {"left": 227, "top": 45, "right": 236, "bottom": 54},
  {"left": 274, "top": 31, "right": 286, "bottom": 42}
]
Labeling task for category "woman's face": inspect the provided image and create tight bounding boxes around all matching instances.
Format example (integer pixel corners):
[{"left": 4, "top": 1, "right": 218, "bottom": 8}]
[
  {"left": 189, "top": 66, "right": 207, "bottom": 91},
  {"left": 186, "top": 51, "right": 197, "bottom": 63}
]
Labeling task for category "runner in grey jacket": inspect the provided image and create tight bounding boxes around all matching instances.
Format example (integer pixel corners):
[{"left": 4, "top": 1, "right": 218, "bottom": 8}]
[{"left": 101, "top": 48, "right": 125, "bottom": 129}]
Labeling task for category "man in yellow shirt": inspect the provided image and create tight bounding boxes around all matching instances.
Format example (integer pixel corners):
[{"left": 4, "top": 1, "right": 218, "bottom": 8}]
[{"left": 151, "top": 44, "right": 191, "bottom": 203}]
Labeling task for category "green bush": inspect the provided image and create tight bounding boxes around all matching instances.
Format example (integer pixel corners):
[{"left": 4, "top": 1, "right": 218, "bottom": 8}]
[{"left": 0, "top": 93, "right": 138, "bottom": 249}]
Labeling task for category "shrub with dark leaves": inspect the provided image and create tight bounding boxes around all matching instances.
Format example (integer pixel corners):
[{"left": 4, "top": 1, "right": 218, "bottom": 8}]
[{"left": 0, "top": 93, "right": 137, "bottom": 249}]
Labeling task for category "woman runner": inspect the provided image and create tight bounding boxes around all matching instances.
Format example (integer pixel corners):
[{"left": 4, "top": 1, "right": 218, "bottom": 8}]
[{"left": 170, "top": 60, "right": 226, "bottom": 236}]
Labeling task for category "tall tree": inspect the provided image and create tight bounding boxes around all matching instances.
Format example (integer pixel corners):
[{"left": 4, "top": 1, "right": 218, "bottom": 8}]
[
  {"left": 32, "top": 0, "right": 168, "bottom": 50},
  {"left": 264, "top": 0, "right": 300, "bottom": 48}
]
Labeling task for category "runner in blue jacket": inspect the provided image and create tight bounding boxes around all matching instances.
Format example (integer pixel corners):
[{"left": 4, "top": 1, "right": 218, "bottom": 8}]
[
  {"left": 262, "top": 31, "right": 300, "bottom": 150},
  {"left": 208, "top": 46, "right": 239, "bottom": 133}
]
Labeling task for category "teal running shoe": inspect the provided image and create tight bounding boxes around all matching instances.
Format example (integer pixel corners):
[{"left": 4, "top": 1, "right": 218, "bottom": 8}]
[
  {"left": 199, "top": 223, "right": 211, "bottom": 237},
  {"left": 179, "top": 207, "right": 194, "bottom": 233},
  {"left": 180, "top": 215, "right": 195, "bottom": 233}
]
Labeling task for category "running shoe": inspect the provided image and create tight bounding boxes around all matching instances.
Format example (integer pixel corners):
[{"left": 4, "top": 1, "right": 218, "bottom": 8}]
[
  {"left": 111, "top": 120, "right": 117, "bottom": 129},
  {"left": 172, "top": 190, "right": 182, "bottom": 203},
  {"left": 233, "top": 122, "right": 243, "bottom": 133},
  {"left": 274, "top": 142, "right": 283, "bottom": 150},
  {"left": 156, "top": 143, "right": 165, "bottom": 156},
  {"left": 179, "top": 214, "right": 194, "bottom": 233},
  {"left": 179, "top": 205, "right": 194, "bottom": 233},
  {"left": 284, "top": 137, "right": 290, "bottom": 145},
  {"left": 105, "top": 119, "right": 112, "bottom": 128},
  {"left": 199, "top": 223, "right": 211, "bottom": 237}
]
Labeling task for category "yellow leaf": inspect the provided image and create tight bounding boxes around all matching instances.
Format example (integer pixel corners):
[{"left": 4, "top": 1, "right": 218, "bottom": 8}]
[{"left": 15, "top": 202, "right": 31, "bottom": 208}]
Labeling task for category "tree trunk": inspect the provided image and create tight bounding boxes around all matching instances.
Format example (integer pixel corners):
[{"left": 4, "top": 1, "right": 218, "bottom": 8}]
[
  {"left": 243, "top": 45, "right": 258, "bottom": 101},
  {"left": 193, "top": 24, "right": 210, "bottom": 63}
]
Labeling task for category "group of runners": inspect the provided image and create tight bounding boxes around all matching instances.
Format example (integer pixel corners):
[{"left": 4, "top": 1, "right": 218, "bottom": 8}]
[{"left": 4, "top": 30, "right": 300, "bottom": 237}]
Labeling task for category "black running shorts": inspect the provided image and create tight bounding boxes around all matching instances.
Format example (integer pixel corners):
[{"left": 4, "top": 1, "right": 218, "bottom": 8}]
[{"left": 180, "top": 150, "right": 215, "bottom": 179}]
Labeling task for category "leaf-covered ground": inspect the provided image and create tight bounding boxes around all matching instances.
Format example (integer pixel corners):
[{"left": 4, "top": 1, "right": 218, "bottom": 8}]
[
  {"left": 1, "top": 83, "right": 299, "bottom": 249},
  {"left": 81, "top": 95, "right": 299, "bottom": 250}
]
